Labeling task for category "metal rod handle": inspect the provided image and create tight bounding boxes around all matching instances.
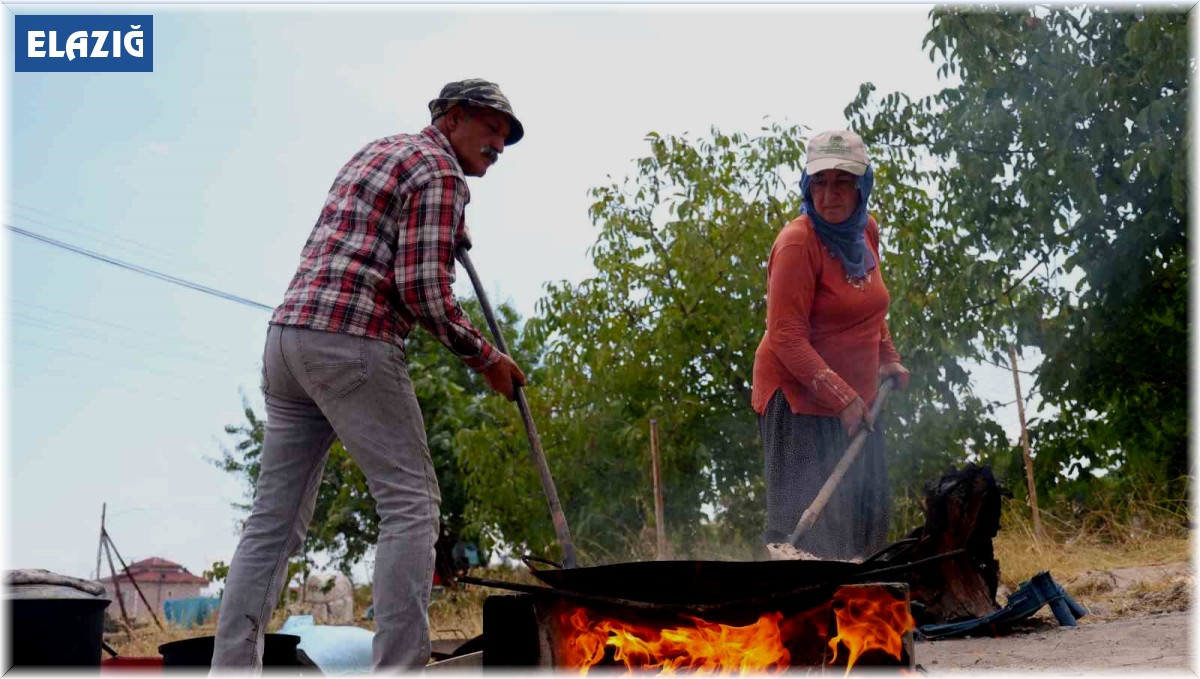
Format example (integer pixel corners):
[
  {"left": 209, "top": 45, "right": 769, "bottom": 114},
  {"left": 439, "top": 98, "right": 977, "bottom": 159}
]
[{"left": 456, "top": 246, "right": 578, "bottom": 569}]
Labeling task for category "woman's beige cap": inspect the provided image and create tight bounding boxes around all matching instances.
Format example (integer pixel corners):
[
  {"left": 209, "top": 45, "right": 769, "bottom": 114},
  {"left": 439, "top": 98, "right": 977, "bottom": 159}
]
[{"left": 805, "top": 130, "right": 868, "bottom": 176}]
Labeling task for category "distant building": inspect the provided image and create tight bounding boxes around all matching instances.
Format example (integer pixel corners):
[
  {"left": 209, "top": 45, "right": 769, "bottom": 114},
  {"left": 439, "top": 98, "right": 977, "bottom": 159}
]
[{"left": 96, "top": 557, "right": 209, "bottom": 622}]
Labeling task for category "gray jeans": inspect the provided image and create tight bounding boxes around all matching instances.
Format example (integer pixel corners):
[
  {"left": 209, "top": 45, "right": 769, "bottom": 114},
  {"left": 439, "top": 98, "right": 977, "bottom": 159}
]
[{"left": 211, "top": 324, "right": 440, "bottom": 673}]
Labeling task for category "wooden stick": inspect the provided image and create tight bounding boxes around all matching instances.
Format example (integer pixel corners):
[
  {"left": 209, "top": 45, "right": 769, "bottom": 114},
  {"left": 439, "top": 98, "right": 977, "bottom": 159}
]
[
  {"left": 95, "top": 503, "right": 106, "bottom": 581},
  {"left": 787, "top": 380, "right": 895, "bottom": 547},
  {"left": 103, "top": 538, "right": 135, "bottom": 641},
  {"left": 650, "top": 419, "right": 668, "bottom": 561},
  {"left": 456, "top": 246, "right": 577, "bottom": 569},
  {"left": 1008, "top": 344, "right": 1043, "bottom": 539},
  {"left": 105, "top": 531, "right": 165, "bottom": 630}
]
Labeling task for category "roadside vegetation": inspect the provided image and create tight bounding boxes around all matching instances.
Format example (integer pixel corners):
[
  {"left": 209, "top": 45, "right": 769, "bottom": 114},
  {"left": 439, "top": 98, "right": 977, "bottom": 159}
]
[{"left": 131, "top": 5, "right": 1187, "bottom": 661}]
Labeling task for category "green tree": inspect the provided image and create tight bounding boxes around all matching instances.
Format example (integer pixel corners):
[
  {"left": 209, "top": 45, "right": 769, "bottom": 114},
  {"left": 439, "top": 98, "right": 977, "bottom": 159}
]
[
  {"left": 846, "top": 6, "right": 1189, "bottom": 506},
  {"left": 459, "top": 122, "right": 996, "bottom": 560},
  {"left": 543, "top": 125, "right": 809, "bottom": 557},
  {"left": 216, "top": 7, "right": 1190, "bottom": 564},
  {"left": 457, "top": 126, "right": 804, "bottom": 559},
  {"left": 203, "top": 560, "right": 229, "bottom": 587}
]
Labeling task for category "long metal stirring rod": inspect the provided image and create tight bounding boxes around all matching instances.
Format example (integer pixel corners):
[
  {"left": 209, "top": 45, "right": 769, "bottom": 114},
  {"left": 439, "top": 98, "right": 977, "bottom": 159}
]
[{"left": 456, "top": 246, "right": 578, "bottom": 569}]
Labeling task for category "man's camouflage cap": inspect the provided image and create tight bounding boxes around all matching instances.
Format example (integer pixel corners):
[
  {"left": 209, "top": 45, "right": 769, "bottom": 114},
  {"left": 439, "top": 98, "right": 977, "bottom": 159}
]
[{"left": 428, "top": 78, "right": 524, "bottom": 145}]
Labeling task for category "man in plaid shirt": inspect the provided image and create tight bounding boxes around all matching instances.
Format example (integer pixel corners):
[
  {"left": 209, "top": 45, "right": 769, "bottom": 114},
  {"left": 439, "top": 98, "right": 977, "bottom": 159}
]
[{"left": 212, "top": 79, "right": 527, "bottom": 672}]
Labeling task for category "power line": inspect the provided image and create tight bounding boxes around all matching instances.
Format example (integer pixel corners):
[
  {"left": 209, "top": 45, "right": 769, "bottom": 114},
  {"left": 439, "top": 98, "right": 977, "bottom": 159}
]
[
  {"left": 10, "top": 202, "right": 252, "bottom": 283},
  {"left": 6, "top": 224, "right": 275, "bottom": 313},
  {"left": 12, "top": 202, "right": 186, "bottom": 260},
  {"left": 14, "top": 300, "right": 249, "bottom": 363},
  {"left": 7, "top": 340, "right": 204, "bottom": 385},
  {"left": 12, "top": 314, "right": 245, "bottom": 372}
]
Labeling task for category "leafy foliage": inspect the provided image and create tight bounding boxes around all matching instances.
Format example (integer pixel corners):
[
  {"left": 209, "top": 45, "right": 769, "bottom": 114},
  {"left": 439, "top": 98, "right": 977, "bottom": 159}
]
[
  {"left": 462, "top": 124, "right": 812, "bottom": 560},
  {"left": 846, "top": 6, "right": 1189, "bottom": 503},
  {"left": 218, "top": 8, "right": 1189, "bottom": 571}
]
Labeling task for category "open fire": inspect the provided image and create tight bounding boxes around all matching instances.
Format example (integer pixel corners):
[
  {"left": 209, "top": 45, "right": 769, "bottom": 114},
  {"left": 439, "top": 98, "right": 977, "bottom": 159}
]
[
  {"left": 560, "top": 609, "right": 794, "bottom": 674},
  {"left": 827, "top": 585, "right": 915, "bottom": 670},
  {"left": 552, "top": 584, "right": 914, "bottom": 674}
]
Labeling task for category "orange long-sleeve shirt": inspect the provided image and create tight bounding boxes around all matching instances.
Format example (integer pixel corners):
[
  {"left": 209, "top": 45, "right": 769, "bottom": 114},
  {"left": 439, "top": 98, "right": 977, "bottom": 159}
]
[{"left": 751, "top": 214, "right": 902, "bottom": 416}]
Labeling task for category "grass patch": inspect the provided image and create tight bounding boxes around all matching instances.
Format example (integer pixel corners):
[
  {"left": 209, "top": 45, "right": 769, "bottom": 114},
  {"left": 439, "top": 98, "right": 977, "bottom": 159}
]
[
  {"left": 104, "top": 621, "right": 217, "bottom": 658},
  {"left": 993, "top": 496, "right": 1190, "bottom": 588},
  {"left": 995, "top": 531, "right": 1190, "bottom": 589}
]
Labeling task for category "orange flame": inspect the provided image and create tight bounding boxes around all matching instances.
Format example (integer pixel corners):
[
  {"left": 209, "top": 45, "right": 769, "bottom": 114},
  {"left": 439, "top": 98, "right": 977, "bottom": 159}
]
[
  {"left": 827, "top": 587, "right": 915, "bottom": 673},
  {"left": 559, "top": 607, "right": 791, "bottom": 675},
  {"left": 557, "top": 585, "right": 913, "bottom": 675}
]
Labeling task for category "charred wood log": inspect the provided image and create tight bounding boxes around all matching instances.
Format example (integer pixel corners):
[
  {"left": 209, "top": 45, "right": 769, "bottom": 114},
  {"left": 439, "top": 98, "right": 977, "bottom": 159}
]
[{"left": 897, "top": 464, "right": 1008, "bottom": 625}]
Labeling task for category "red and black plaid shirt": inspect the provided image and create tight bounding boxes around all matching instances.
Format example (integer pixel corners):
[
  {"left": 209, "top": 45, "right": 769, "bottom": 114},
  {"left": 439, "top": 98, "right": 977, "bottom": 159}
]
[{"left": 272, "top": 126, "right": 497, "bottom": 371}]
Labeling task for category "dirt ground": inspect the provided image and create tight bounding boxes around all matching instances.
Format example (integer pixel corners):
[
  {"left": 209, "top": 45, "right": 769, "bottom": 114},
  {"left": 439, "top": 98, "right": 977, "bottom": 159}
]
[{"left": 918, "top": 561, "right": 1193, "bottom": 674}]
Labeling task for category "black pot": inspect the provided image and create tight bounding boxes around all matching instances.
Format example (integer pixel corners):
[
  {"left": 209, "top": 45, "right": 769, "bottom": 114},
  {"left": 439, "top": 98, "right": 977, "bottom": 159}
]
[
  {"left": 520, "top": 540, "right": 921, "bottom": 606},
  {"left": 159, "top": 633, "right": 302, "bottom": 667},
  {"left": 524, "top": 558, "right": 868, "bottom": 605},
  {"left": 5, "top": 570, "right": 111, "bottom": 669}
]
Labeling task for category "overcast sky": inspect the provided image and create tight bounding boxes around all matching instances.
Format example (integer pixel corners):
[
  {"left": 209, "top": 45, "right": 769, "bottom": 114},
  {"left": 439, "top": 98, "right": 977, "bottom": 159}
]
[{"left": 2, "top": 2, "right": 1056, "bottom": 586}]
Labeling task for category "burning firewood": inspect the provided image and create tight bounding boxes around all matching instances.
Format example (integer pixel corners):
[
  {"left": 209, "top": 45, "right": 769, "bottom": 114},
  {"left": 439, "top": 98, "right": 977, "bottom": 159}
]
[{"left": 481, "top": 584, "right": 916, "bottom": 671}]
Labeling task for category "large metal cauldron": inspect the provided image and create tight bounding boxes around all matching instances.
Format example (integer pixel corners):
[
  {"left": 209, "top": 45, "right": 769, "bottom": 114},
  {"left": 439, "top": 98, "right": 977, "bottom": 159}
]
[
  {"left": 526, "top": 557, "right": 870, "bottom": 605},
  {"left": 515, "top": 540, "right": 921, "bottom": 607},
  {"left": 5, "top": 569, "right": 112, "bottom": 669}
]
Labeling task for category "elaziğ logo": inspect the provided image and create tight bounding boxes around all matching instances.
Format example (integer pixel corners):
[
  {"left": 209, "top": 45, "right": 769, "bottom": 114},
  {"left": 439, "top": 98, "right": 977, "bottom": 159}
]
[{"left": 16, "top": 15, "right": 153, "bottom": 72}]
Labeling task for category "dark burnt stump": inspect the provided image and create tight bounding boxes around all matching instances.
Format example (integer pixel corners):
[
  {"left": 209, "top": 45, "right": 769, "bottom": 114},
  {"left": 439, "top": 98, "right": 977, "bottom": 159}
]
[{"left": 902, "top": 464, "right": 1006, "bottom": 625}]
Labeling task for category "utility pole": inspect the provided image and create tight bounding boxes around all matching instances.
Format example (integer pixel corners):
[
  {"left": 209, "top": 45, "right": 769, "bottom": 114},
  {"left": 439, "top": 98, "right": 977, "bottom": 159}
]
[
  {"left": 1008, "top": 343, "right": 1043, "bottom": 539},
  {"left": 650, "top": 419, "right": 668, "bottom": 560}
]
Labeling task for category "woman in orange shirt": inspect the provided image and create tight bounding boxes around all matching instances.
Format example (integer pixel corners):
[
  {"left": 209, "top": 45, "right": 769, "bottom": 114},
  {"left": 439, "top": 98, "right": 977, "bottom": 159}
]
[{"left": 752, "top": 130, "right": 910, "bottom": 561}]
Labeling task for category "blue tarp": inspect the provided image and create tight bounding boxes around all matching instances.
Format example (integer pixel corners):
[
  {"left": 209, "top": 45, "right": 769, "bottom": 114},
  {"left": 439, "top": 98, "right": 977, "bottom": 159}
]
[
  {"left": 917, "top": 571, "right": 1087, "bottom": 640},
  {"left": 454, "top": 542, "right": 481, "bottom": 567},
  {"left": 163, "top": 596, "right": 221, "bottom": 628},
  {"left": 280, "top": 614, "right": 375, "bottom": 675}
]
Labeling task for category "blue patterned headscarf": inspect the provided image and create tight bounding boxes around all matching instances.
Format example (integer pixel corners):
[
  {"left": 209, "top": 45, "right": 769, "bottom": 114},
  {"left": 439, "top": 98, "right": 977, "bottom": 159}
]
[{"left": 799, "top": 165, "right": 876, "bottom": 280}]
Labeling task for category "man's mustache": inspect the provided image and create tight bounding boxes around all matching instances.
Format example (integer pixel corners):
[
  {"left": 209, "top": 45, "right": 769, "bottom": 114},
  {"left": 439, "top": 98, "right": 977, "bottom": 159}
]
[{"left": 481, "top": 147, "right": 499, "bottom": 162}]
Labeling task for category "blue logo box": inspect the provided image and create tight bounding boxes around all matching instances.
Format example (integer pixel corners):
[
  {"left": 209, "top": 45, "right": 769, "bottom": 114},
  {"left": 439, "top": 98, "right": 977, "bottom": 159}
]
[{"left": 15, "top": 15, "right": 153, "bottom": 72}]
